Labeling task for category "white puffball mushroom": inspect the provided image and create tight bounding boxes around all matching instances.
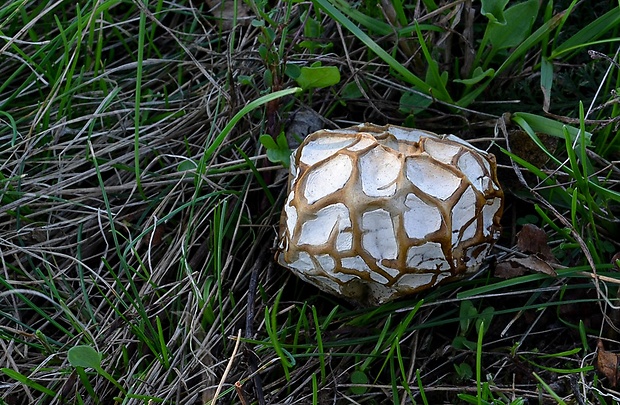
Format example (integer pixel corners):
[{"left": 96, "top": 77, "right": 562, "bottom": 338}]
[{"left": 276, "top": 123, "right": 503, "bottom": 305}]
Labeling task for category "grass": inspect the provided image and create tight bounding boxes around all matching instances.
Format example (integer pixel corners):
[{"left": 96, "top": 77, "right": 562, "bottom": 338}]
[{"left": 0, "top": 0, "right": 619, "bottom": 403}]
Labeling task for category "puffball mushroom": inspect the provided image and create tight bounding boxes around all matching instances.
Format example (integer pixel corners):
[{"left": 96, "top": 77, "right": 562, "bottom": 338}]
[{"left": 276, "top": 123, "right": 503, "bottom": 305}]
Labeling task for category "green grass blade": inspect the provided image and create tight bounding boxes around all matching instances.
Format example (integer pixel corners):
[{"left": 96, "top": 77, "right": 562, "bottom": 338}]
[
  {"left": 414, "top": 21, "right": 450, "bottom": 100},
  {"left": 312, "top": 0, "right": 452, "bottom": 102},
  {"left": 551, "top": 6, "right": 620, "bottom": 59},
  {"left": 155, "top": 316, "right": 170, "bottom": 369},
  {"left": 203, "top": 88, "right": 301, "bottom": 162},
  {"left": 1, "top": 368, "right": 57, "bottom": 397},
  {"left": 134, "top": 0, "right": 148, "bottom": 196},
  {"left": 416, "top": 369, "right": 429, "bottom": 405},
  {"left": 540, "top": 57, "right": 553, "bottom": 111},
  {"left": 532, "top": 372, "right": 567, "bottom": 404},
  {"left": 76, "top": 367, "right": 99, "bottom": 403},
  {"left": 311, "top": 306, "right": 326, "bottom": 384},
  {"left": 511, "top": 112, "right": 592, "bottom": 144},
  {"left": 476, "top": 321, "right": 484, "bottom": 404},
  {"left": 328, "top": 0, "right": 393, "bottom": 35}
]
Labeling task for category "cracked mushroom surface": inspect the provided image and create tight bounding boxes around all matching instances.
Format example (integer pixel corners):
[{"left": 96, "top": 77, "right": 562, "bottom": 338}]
[{"left": 276, "top": 123, "right": 503, "bottom": 305}]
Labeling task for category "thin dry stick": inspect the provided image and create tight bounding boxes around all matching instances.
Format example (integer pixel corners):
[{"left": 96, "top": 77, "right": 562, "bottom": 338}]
[
  {"left": 234, "top": 381, "right": 248, "bottom": 405},
  {"left": 209, "top": 329, "right": 242, "bottom": 405}
]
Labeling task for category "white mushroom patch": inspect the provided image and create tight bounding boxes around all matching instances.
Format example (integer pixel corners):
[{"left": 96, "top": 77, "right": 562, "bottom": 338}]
[
  {"left": 463, "top": 243, "right": 491, "bottom": 269},
  {"left": 451, "top": 186, "right": 477, "bottom": 246},
  {"left": 403, "top": 193, "right": 442, "bottom": 239},
  {"left": 299, "top": 136, "right": 357, "bottom": 165},
  {"left": 359, "top": 146, "right": 400, "bottom": 197},
  {"left": 406, "top": 158, "right": 461, "bottom": 200},
  {"left": 347, "top": 135, "right": 376, "bottom": 152},
  {"left": 397, "top": 273, "right": 435, "bottom": 290},
  {"left": 284, "top": 191, "right": 297, "bottom": 235},
  {"left": 458, "top": 151, "right": 488, "bottom": 192},
  {"left": 335, "top": 231, "right": 353, "bottom": 252},
  {"left": 386, "top": 126, "right": 429, "bottom": 143},
  {"left": 361, "top": 209, "right": 398, "bottom": 260},
  {"left": 406, "top": 242, "right": 450, "bottom": 270},
  {"left": 316, "top": 254, "right": 335, "bottom": 272},
  {"left": 277, "top": 123, "right": 503, "bottom": 305},
  {"left": 303, "top": 154, "right": 352, "bottom": 204},
  {"left": 297, "top": 203, "right": 350, "bottom": 246},
  {"left": 423, "top": 138, "right": 461, "bottom": 164},
  {"left": 341, "top": 256, "right": 372, "bottom": 272},
  {"left": 482, "top": 198, "right": 503, "bottom": 236},
  {"left": 287, "top": 251, "right": 314, "bottom": 273}
]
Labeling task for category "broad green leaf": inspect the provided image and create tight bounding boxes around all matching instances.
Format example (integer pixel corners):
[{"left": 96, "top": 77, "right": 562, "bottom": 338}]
[
  {"left": 303, "top": 12, "right": 322, "bottom": 37},
  {"left": 459, "top": 300, "right": 477, "bottom": 333},
  {"left": 260, "top": 133, "right": 291, "bottom": 166},
  {"left": 285, "top": 63, "right": 301, "bottom": 79},
  {"left": 237, "top": 75, "right": 254, "bottom": 86},
  {"left": 341, "top": 81, "right": 364, "bottom": 99},
  {"left": 481, "top": 0, "right": 509, "bottom": 24},
  {"left": 68, "top": 345, "right": 102, "bottom": 369},
  {"left": 263, "top": 69, "right": 272, "bottom": 87},
  {"left": 258, "top": 44, "right": 268, "bottom": 61},
  {"left": 68, "top": 346, "right": 128, "bottom": 394},
  {"left": 276, "top": 132, "right": 289, "bottom": 149},
  {"left": 452, "top": 336, "right": 477, "bottom": 351},
  {"left": 258, "top": 134, "right": 277, "bottom": 149},
  {"left": 350, "top": 370, "right": 369, "bottom": 395},
  {"left": 177, "top": 159, "right": 197, "bottom": 172},
  {"left": 487, "top": 0, "right": 539, "bottom": 50},
  {"left": 454, "top": 67, "right": 495, "bottom": 86},
  {"left": 475, "top": 307, "right": 494, "bottom": 336},
  {"left": 399, "top": 91, "right": 432, "bottom": 114},
  {"left": 454, "top": 362, "right": 473, "bottom": 380},
  {"left": 298, "top": 40, "right": 333, "bottom": 51},
  {"left": 264, "top": 144, "right": 288, "bottom": 164},
  {"left": 295, "top": 66, "right": 341, "bottom": 89}
]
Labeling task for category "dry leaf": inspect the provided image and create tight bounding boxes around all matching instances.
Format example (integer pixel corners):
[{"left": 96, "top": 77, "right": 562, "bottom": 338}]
[
  {"left": 516, "top": 223, "right": 555, "bottom": 262},
  {"left": 495, "top": 260, "right": 526, "bottom": 279},
  {"left": 286, "top": 109, "right": 324, "bottom": 150},
  {"left": 495, "top": 255, "right": 557, "bottom": 279},
  {"left": 597, "top": 340, "right": 620, "bottom": 387}
]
